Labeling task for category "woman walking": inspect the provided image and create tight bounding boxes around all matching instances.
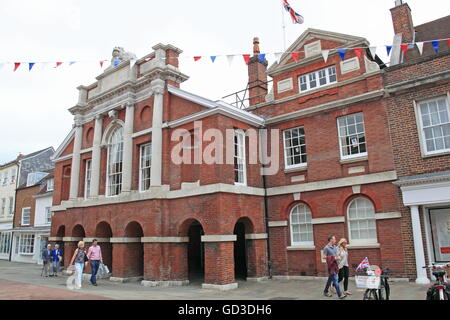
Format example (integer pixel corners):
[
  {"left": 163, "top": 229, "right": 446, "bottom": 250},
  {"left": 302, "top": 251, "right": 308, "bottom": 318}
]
[
  {"left": 69, "top": 241, "right": 87, "bottom": 289},
  {"left": 337, "top": 238, "right": 351, "bottom": 296}
]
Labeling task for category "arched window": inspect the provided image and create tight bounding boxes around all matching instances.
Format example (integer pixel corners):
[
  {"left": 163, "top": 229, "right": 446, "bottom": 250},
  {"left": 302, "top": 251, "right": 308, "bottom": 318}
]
[
  {"left": 290, "top": 203, "right": 313, "bottom": 246},
  {"left": 347, "top": 197, "right": 377, "bottom": 244},
  {"left": 107, "top": 126, "right": 123, "bottom": 196}
]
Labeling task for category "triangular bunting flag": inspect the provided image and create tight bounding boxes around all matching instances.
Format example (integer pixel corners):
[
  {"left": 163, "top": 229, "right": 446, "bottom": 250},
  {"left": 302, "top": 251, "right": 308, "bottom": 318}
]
[
  {"left": 369, "top": 47, "right": 377, "bottom": 58},
  {"left": 226, "top": 55, "right": 234, "bottom": 67},
  {"left": 28, "top": 63, "right": 35, "bottom": 71},
  {"left": 242, "top": 54, "right": 250, "bottom": 64},
  {"left": 100, "top": 61, "right": 104, "bottom": 68},
  {"left": 416, "top": 42, "right": 424, "bottom": 55},
  {"left": 274, "top": 52, "right": 283, "bottom": 63},
  {"left": 14, "top": 63, "right": 21, "bottom": 72},
  {"left": 321, "top": 50, "right": 329, "bottom": 63},
  {"left": 194, "top": 56, "right": 202, "bottom": 62},
  {"left": 210, "top": 56, "right": 217, "bottom": 63},
  {"left": 69, "top": 61, "right": 76, "bottom": 65},
  {"left": 338, "top": 49, "right": 347, "bottom": 61},
  {"left": 291, "top": 51, "right": 299, "bottom": 62},
  {"left": 258, "top": 53, "right": 266, "bottom": 64},
  {"left": 55, "top": 62, "right": 63, "bottom": 68},
  {"left": 386, "top": 45, "right": 393, "bottom": 56},
  {"left": 431, "top": 41, "right": 439, "bottom": 53},
  {"left": 354, "top": 48, "right": 363, "bottom": 60},
  {"left": 447, "top": 39, "right": 450, "bottom": 46},
  {"left": 400, "top": 44, "right": 408, "bottom": 56}
]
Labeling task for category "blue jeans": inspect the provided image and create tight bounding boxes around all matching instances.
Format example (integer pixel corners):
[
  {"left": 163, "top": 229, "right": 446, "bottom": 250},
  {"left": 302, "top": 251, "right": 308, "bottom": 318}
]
[
  {"left": 324, "top": 274, "right": 342, "bottom": 297},
  {"left": 90, "top": 260, "right": 100, "bottom": 284},
  {"left": 74, "top": 262, "right": 84, "bottom": 287}
]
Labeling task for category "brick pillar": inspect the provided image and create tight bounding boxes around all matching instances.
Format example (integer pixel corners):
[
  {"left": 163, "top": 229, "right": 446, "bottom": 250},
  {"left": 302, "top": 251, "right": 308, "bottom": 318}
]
[
  {"left": 63, "top": 242, "right": 77, "bottom": 269},
  {"left": 246, "top": 238, "right": 268, "bottom": 279},
  {"left": 112, "top": 242, "right": 143, "bottom": 279},
  {"left": 202, "top": 240, "right": 237, "bottom": 290},
  {"left": 268, "top": 226, "right": 289, "bottom": 276}
]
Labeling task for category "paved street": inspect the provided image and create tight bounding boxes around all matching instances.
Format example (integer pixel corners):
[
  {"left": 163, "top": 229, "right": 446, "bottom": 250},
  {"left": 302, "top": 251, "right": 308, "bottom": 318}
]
[{"left": 0, "top": 260, "right": 430, "bottom": 300}]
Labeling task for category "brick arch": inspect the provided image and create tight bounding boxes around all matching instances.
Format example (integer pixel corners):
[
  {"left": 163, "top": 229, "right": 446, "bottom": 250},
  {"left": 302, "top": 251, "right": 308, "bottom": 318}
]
[
  {"left": 178, "top": 218, "right": 205, "bottom": 237},
  {"left": 101, "top": 119, "right": 125, "bottom": 146},
  {"left": 139, "top": 105, "right": 152, "bottom": 122},
  {"left": 285, "top": 200, "right": 314, "bottom": 221},
  {"left": 56, "top": 225, "right": 65, "bottom": 237},
  {"left": 95, "top": 221, "right": 113, "bottom": 238},
  {"left": 124, "top": 221, "right": 144, "bottom": 237},
  {"left": 72, "top": 224, "right": 86, "bottom": 237},
  {"left": 232, "top": 216, "right": 255, "bottom": 234},
  {"left": 341, "top": 192, "right": 378, "bottom": 216}
]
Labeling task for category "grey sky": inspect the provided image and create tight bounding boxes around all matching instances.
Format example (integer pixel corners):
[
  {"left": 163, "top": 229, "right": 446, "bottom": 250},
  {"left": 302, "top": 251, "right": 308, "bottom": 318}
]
[{"left": 0, "top": 0, "right": 449, "bottom": 164}]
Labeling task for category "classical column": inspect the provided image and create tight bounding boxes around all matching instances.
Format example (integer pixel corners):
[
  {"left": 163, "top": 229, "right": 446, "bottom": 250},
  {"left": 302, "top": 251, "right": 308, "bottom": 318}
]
[
  {"left": 410, "top": 205, "right": 430, "bottom": 284},
  {"left": 121, "top": 103, "right": 135, "bottom": 193},
  {"left": 150, "top": 79, "right": 165, "bottom": 187},
  {"left": 69, "top": 122, "right": 83, "bottom": 200},
  {"left": 90, "top": 115, "right": 103, "bottom": 198}
]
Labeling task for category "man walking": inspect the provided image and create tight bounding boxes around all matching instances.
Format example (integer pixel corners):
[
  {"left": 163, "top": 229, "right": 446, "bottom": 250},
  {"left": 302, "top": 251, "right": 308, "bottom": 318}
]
[
  {"left": 86, "top": 239, "right": 103, "bottom": 286},
  {"left": 42, "top": 244, "right": 53, "bottom": 277},
  {"left": 322, "top": 235, "right": 346, "bottom": 299}
]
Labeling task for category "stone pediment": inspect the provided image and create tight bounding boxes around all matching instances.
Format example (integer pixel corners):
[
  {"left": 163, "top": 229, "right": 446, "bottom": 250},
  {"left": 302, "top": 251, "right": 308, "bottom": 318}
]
[{"left": 268, "top": 28, "right": 369, "bottom": 76}]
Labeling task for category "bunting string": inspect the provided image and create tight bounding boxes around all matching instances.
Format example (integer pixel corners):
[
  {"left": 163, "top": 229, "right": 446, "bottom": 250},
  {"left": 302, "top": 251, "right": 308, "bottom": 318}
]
[{"left": 1, "top": 38, "right": 449, "bottom": 72}]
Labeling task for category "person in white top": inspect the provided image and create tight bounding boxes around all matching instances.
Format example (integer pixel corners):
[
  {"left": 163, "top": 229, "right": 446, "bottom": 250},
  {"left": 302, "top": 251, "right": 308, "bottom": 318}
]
[{"left": 337, "top": 238, "right": 351, "bottom": 296}]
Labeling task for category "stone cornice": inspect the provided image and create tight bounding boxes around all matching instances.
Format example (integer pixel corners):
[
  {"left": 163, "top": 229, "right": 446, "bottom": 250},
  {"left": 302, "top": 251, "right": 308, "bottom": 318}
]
[
  {"left": 393, "top": 171, "right": 450, "bottom": 187},
  {"left": 385, "top": 70, "right": 450, "bottom": 95}
]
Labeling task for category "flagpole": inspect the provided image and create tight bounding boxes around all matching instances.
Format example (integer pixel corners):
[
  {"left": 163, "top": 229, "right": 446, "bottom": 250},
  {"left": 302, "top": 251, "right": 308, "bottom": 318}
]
[{"left": 281, "top": 0, "right": 287, "bottom": 51}]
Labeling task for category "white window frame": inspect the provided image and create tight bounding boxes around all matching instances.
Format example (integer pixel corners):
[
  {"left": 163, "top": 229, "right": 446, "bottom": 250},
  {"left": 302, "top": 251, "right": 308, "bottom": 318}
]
[
  {"left": 289, "top": 203, "right": 314, "bottom": 246},
  {"left": 283, "top": 127, "right": 307, "bottom": 170},
  {"left": 45, "top": 207, "right": 52, "bottom": 224},
  {"left": 106, "top": 127, "right": 124, "bottom": 197},
  {"left": 1, "top": 198, "right": 5, "bottom": 216},
  {"left": 0, "top": 232, "right": 12, "bottom": 254},
  {"left": 298, "top": 65, "right": 337, "bottom": 93},
  {"left": 46, "top": 178, "right": 54, "bottom": 191},
  {"left": 2, "top": 172, "right": 8, "bottom": 185},
  {"left": 347, "top": 197, "right": 378, "bottom": 245},
  {"left": 21, "top": 207, "right": 31, "bottom": 226},
  {"left": 233, "top": 129, "right": 247, "bottom": 185},
  {"left": 10, "top": 168, "right": 16, "bottom": 184},
  {"left": 18, "top": 233, "right": 35, "bottom": 255},
  {"left": 337, "top": 112, "right": 368, "bottom": 160},
  {"left": 139, "top": 143, "right": 152, "bottom": 192},
  {"left": 8, "top": 197, "right": 14, "bottom": 216},
  {"left": 84, "top": 159, "right": 92, "bottom": 199},
  {"left": 415, "top": 95, "right": 450, "bottom": 157}
]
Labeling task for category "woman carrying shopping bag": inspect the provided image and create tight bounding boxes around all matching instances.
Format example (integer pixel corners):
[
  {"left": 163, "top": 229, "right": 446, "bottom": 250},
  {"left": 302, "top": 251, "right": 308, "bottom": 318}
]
[{"left": 68, "top": 241, "right": 88, "bottom": 289}]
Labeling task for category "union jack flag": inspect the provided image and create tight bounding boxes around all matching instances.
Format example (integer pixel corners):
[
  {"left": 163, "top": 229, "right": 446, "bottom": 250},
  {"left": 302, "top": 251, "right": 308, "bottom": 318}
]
[
  {"left": 356, "top": 257, "right": 370, "bottom": 271},
  {"left": 283, "top": 0, "right": 304, "bottom": 24}
]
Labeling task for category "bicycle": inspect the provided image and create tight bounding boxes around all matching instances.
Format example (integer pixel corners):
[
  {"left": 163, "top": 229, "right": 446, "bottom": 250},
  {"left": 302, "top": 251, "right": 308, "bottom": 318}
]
[
  {"left": 424, "top": 263, "right": 450, "bottom": 300},
  {"left": 355, "top": 265, "right": 390, "bottom": 300}
]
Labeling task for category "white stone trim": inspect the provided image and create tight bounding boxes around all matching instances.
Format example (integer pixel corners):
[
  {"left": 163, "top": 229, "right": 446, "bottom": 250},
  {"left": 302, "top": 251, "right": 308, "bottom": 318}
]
[
  {"left": 347, "top": 243, "right": 380, "bottom": 249},
  {"left": 201, "top": 235, "right": 236, "bottom": 242},
  {"left": 132, "top": 127, "right": 152, "bottom": 138},
  {"left": 348, "top": 166, "right": 365, "bottom": 174},
  {"left": 49, "top": 237, "right": 63, "bottom": 241},
  {"left": 339, "top": 154, "right": 369, "bottom": 164},
  {"left": 268, "top": 221, "right": 288, "bottom": 227},
  {"left": 266, "top": 171, "right": 397, "bottom": 196},
  {"left": 141, "top": 237, "right": 189, "bottom": 243},
  {"left": 246, "top": 276, "right": 269, "bottom": 282},
  {"left": 277, "top": 78, "right": 294, "bottom": 93},
  {"left": 109, "top": 237, "right": 141, "bottom": 243},
  {"left": 80, "top": 147, "right": 93, "bottom": 154},
  {"left": 352, "top": 185, "right": 361, "bottom": 194},
  {"left": 375, "top": 212, "right": 402, "bottom": 220},
  {"left": 141, "top": 280, "right": 189, "bottom": 287},
  {"left": 202, "top": 282, "right": 238, "bottom": 291},
  {"left": 291, "top": 175, "right": 306, "bottom": 183},
  {"left": 304, "top": 40, "right": 322, "bottom": 58},
  {"left": 311, "top": 216, "right": 345, "bottom": 225},
  {"left": 110, "top": 276, "right": 143, "bottom": 283},
  {"left": 83, "top": 237, "right": 110, "bottom": 243},
  {"left": 245, "top": 233, "right": 268, "bottom": 240},
  {"left": 340, "top": 57, "right": 360, "bottom": 74},
  {"left": 287, "top": 245, "right": 316, "bottom": 251},
  {"left": 62, "top": 237, "right": 83, "bottom": 242}
]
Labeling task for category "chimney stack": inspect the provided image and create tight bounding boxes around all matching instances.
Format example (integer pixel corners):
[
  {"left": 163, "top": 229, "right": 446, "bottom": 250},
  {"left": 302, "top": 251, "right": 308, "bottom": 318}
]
[
  {"left": 390, "top": 0, "right": 415, "bottom": 43},
  {"left": 248, "top": 37, "right": 268, "bottom": 107}
]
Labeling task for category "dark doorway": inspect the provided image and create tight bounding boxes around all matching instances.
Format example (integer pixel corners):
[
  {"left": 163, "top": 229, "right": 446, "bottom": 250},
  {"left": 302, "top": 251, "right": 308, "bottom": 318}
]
[
  {"left": 187, "top": 222, "right": 204, "bottom": 282},
  {"left": 234, "top": 222, "right": 247, "bottom": 280},
  {"left": 124, "top": 221, "right": 144, "bottom": 277},
  {"left": 95, "top": 221, "right": 113, "bottom": 272}
]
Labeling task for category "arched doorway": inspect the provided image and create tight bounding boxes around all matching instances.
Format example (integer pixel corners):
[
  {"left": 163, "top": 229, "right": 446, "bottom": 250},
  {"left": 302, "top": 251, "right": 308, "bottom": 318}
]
[
  {"left": 234, "top": 217, "right": 254, "bottom": 280},
  {"left": 187, "top": 220, "right": 205, "bottom": 282},
  {"left": 95, "top": 221, "right": 113, "bottom": 272},
  {"left": 72, "top": 224, "right": 85, "bottom": 238},
  {"left": 124, "top": 221, "right": 144, "bottom": 277}
]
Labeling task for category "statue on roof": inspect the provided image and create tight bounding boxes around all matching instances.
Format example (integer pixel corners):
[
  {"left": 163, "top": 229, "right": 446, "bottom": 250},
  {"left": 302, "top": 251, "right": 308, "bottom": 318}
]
[{"left": 109, "top": 47, "right": 137, "bottom": 68}]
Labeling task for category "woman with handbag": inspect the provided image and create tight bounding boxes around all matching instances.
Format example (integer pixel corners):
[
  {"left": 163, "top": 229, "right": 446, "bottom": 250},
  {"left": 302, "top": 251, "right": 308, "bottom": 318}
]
[
  {"left": 337, "top": 238, "right": 351, "bottom": 296},
  {"left": 69, "top": 241, "right": 88, "bottom": 289}
]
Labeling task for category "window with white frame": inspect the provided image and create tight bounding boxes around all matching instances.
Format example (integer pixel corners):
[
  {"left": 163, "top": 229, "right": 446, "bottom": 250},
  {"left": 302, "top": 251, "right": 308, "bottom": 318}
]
[
  {"left": 283, "top": 127, "right": 307, "bottom": 169},
  {"left": 45, "top": 207, "right": 51, "bottom": 224},
  {"left": 337, "top": 113, "right": 367, "bottom": 159},
  {"left": 347, "top": 197, "right": 377, "bottom": 244},
  {"left": 2, "top": 172, "right": 8, "bottom": 185},
  {"left": 10, "top": 168, "right": 16, "bottom": 184},
  {"left": 8, "top": 197, "right": 13, "bottom": 215},
  {"left": 298, "top": 66, "right": 337, "bottom": 92},
  {"left": 26, "top": 172, "right": 48, "bottom": 187},
  {"left": 139, "top": 144, "right": 152, "bottom": 191},
  {"left": 21, "top": 207, "right": 31, "bottom": 226},
  {"left": 46, "top": 178, "right": 54, "bottom": 191},
  {"left": 18, "top": 234, "right": 34, "bottom": 254},
  {"left": 0, "top": 232, "right": 12, "bottom": 254},
  {"left": 1, "top": 198, "right": 5, "bottom": 216},
  {"left": 234, "top": 130, "right": 247, "bottom": 185},
  {"left": 417, "top": 97, "right": 450, "bottom": 155},
  {"left": 106, "top": 127, "right": 124, "bottom": 196},
  {"left": 290, "top": 203, "right": 314, "bottom": 246},
  {"left": 84, "top": 159, "right": 92, "bottom": 199}
]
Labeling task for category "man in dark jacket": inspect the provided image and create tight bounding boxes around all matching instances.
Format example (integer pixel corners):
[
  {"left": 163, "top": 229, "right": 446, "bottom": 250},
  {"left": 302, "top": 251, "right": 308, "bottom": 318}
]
[{"left": 42, "top": 244, "right": 52, "bottom": 277}]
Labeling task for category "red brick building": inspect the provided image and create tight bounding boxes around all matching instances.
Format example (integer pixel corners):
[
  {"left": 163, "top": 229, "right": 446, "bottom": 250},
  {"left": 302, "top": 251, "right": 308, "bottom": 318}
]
[
  {"left": 384, "top": 2, "right": 450, "bottom": 283},
  {"left": 50, "top": 3, "right": 449, "bottom": 288}
]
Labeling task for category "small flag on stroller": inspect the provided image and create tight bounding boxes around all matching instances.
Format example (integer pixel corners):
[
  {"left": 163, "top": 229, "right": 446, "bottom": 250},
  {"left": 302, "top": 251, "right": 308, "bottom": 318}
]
[{"left": 356, "top": 257, "right": 370, "bottom": 271}]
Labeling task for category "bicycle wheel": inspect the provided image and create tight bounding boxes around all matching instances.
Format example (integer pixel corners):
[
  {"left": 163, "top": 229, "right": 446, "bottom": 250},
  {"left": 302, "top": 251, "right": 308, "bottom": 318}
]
[{"left": 363, "top": 289, "right": 378, "bottom": 300}]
